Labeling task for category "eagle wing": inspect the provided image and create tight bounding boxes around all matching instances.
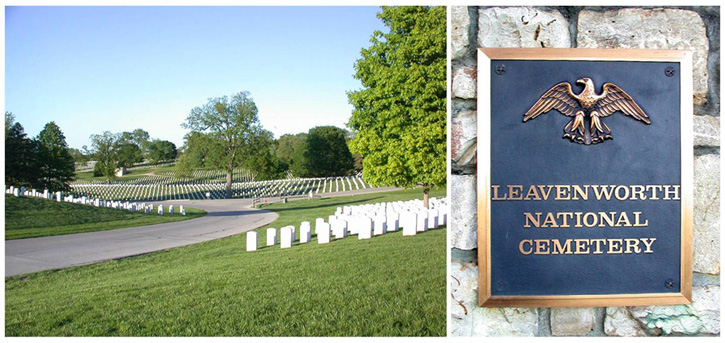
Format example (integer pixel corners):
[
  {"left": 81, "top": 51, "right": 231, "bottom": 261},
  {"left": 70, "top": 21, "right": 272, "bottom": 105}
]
[
  {"left": 597, "top": 83, "right": 651, "bottom": 124},
  {"left": 523, "top": 82, "right": 580, "bottom": 122}
]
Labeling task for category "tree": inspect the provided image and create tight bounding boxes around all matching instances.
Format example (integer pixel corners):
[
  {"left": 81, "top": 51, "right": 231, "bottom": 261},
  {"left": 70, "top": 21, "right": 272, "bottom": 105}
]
[
  {"left": 148, "top": 140, "right": 177, "bottom": 166},
  {"left": 293, "top": 126, "right": 354, "bottom": 177},
  {"left": 116, "top": 142, "right": 143, "bottom": 168},
  {"left": 90, "top": 131, "right": 120, "bottom": 182},
  {"left": 182, "top": 91, "right": 264, "bottom": 198},
  {"left": 36, "top": 122, "right": 76, "bottom": 191},
  {"left": 347, "top": 6, "right": 446, "bottom": 207},
  {"left": 5, "top": 113, "right": 39, "bottom": 187},
  {"left": 243, "top": 130, "right": 284, "bottom": 181},
  {"left": 120, "top": 129, "right": 151, "bottom": 158},
  {"left": 276, "top": 133, "right": 307, "bottom": 173}
]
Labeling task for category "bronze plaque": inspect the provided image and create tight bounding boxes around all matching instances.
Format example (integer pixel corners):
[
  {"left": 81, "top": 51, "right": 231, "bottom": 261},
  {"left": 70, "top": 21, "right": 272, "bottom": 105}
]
[{"left": 476, "top": 48, "right": 693, "bottom": 307}]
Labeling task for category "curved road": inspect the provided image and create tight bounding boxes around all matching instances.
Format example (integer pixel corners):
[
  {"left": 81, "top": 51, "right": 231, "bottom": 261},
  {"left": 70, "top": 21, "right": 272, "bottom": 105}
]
[{"left": 5, "top": 187, "right": 401, "bottom": 277}]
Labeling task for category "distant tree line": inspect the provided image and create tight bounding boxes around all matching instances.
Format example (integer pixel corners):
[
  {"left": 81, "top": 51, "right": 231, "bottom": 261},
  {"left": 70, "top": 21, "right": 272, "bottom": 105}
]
[
  {"left": 5, "top": 112, "right": 75, "bottom": 191},
  {"left": 83, "top": 129, "right": 178, "bottom": 181},
  {"left": 177, "top": 91, "right": 356, "bottom": 198}
]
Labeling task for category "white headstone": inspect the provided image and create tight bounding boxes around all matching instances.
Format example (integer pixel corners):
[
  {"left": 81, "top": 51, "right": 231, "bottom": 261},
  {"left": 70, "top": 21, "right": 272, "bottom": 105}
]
[
  {"left": 438, "top": 212, "right": 447, "bottom": 226},
  {"left": 332, "top": 220, "right": 347, "bottom": 239},
  {"left": 300, "top": 225, "right": 311, "bottom": 243},
  {"left": 427, "top": 209, "right": 438, "bottom": 229},
  {"left": 314, "top": 218, "right": 325, "bottom": 235},
  {"left": 13, "top": 188, "right": 20, "bottom": 197},
  {"left": 180, "top": 205, "right": 186, "bottom": 216},
  {"left": 317, "top": 222, "right": 331, "bottom": 244},
  {"left": 266, "top": 228, "right": 277, "bottom": 246},
  {"left": 169, "top": 205, "right": 174, "bottom": 214},
  {"left": 358, "top": 217, "right": 373, "bottom": 240},
  {"left": 281, "top": 227, "right": 293, "bottom": 248},
  {"left": 386, "top": 212, "right": 399, "bottom": 231},
  {"left": 402, "top": 212, "right": 418, "bottom": 236},
  {"left": 373, "top": 216, "right": 387, "bottom": 235},
  {"left": 56, "top": 191, "right": 62, "bottom": 202},
  {"left": 416, "top": 213, "right": 428, "bottom": 232},
  {"left": 157, "top": 205, "right": 163, "bottom": 215},
  {"left": 246, "top": 232, "right": 258, "bottom": 251}
]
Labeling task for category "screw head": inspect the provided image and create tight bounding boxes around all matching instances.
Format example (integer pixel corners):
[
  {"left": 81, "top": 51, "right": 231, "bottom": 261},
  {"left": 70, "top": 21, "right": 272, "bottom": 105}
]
[
  {"left": 665, "top": 67, "right": 676, "bottom": 77},
  {"left": 495, "top": 64, "right": 506, "bottom": 75},
  {"left": 665, "top": 279, "right": 675, "bottom": 289}
]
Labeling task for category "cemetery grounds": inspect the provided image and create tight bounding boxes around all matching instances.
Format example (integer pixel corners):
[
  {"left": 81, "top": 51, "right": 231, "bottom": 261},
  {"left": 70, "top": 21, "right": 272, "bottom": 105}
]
[{"left": 5, "top": 187, "right": 446, "bottom": 336}]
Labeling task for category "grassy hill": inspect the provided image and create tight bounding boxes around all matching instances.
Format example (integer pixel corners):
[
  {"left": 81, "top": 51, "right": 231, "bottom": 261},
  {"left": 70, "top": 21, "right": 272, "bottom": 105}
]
[
  {"left": 4, "top": 195, "right": 206, "bottom": 240},
  {"left": 5, "top": 188, "right": 446, "bottom": 336}
]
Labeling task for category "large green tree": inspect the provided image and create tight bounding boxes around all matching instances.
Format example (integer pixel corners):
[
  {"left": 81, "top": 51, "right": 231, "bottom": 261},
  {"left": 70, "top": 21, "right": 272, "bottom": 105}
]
[
  {"left": 148, "top": 140, "right": 177, "bottom": 166},
  {"left": 36, "top": 122, "right": 76, "bottom": 191},
  {"left": 5, "top": 112, "right": 40, "bottom": 187},
  {"left": 292, "top": 126, "right": 354, "bottom": 177},
  {"left": 182, "top": 91, "right": 265, "bottom": 198},
  {"left": 275, "top": 133, "right": 307, "bottom": 173},
  {"left": 347, "top": 6, "right": 446, "bottom": 207},
  {"left": 90, "top": 131, "right": 120, "bottom": 182}
]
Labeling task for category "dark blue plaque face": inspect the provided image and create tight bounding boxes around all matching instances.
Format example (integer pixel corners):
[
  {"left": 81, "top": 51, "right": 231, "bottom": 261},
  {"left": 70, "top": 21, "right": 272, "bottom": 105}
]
[{"left": 488, "top": 59, "right": 682, "bottom": 297}]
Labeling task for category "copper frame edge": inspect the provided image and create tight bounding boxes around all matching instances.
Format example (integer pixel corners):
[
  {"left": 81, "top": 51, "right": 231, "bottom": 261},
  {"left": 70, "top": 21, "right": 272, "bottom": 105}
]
[{"left": 476, "top": 48, "right": 695, "bottom": 308}]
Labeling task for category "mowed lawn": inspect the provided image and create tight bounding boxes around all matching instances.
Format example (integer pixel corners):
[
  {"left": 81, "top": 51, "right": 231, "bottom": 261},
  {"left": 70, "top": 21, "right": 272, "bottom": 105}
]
[
  {"left": 4, "top": 195, "right": 206, "bottom": 240},
  {"left": 5, "top": 188, "right": 446, "bottom": 336}
]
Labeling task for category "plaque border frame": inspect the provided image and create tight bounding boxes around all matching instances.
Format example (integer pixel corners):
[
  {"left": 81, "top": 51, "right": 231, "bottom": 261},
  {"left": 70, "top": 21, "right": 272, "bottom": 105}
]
[{"left": 476, "top": 48, "right": 694, "bottom": 308}]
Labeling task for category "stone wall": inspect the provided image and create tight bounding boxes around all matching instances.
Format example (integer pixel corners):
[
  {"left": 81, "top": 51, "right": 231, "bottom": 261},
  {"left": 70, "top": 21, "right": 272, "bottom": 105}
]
[{"left": 450, "top": 6, "right": 720, "bottom": 337}]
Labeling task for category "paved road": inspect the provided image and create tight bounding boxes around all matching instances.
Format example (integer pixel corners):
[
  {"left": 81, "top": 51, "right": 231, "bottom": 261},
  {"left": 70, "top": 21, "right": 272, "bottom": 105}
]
[{"left": 5, "top": 186, "right": 403, "bottom": 277}]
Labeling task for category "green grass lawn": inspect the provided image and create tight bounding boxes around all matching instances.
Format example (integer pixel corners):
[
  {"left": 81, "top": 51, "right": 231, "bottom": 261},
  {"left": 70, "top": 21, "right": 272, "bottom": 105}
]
[
  {"left": 5, "top": 188, "right": 446, "bottom": 336},
  {"left": 4, "top": 195, "right": 206, "bottom": 240}
]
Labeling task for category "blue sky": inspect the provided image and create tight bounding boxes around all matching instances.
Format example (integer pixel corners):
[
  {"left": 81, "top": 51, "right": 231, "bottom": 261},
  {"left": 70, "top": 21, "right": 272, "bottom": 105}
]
[{"left": 5, "top": 6, "right": 386, "bottom": 149}]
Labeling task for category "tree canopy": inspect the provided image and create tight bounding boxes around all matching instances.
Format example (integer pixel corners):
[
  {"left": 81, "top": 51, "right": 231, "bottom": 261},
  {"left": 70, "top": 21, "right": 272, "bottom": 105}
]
[
  {"left": 181, "top": 91, "right": 265, "bottom": 198},
  {"left": 292, "top": 126, "right": 354, "bottom": 177},
  {"left": 347, "top": 6, "right": 447, "bottom": 204},
  {"left": 36, "top": 122, "right": 76, "bottom": 191}
]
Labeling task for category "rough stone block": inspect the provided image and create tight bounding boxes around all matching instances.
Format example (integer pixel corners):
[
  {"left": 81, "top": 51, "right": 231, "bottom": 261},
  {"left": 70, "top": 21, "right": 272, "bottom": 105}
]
[
  {"left": 694, "top": 115, "right": 720, "bottom": 147},
  {"left": 451, "top": 6, "right": 472, "bottom": 61},
  {"left": 693, "top": 153, "right": 720, "bottom": 274},
  {"left": 604, "top": 307, "right": 647, "bottom": 336},
  {"left": 453, "top": 66, "right": 477, "bottom": 99},
  {"left": 551, "top": 308, "right": 596, "bottom": 336},
  {"left": 628, "top": 284, "right": 720, "bottom": 335},
  {"left": 450, "top": 261, "right": 538, "bottom": 336},
  {"left": 451, "top": 109, "right": 477, "bottom": 167},
  {"left": 478, "top": 7, "right": 571, "bottom": 48},
  {"left": 577, "top": 8, "right": 709, "bottom": 105},
  {"left": 451, "top": 174, "right": 477, "bottom": 250}
]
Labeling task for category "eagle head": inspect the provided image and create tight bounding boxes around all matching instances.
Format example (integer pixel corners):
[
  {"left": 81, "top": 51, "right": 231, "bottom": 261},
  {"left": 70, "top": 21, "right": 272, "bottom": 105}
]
[{"left": 576, "top": 77, "right": 592, "bottom": 85}]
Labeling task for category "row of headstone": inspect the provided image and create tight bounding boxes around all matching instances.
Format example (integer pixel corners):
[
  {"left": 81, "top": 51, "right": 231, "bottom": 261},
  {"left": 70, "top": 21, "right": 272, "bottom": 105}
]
[
  {"left": 246, "top": 197, "right": 448, "bottom": 251},
  {"left": 6, "top": 185, "right": 186, "bottom": 216}
]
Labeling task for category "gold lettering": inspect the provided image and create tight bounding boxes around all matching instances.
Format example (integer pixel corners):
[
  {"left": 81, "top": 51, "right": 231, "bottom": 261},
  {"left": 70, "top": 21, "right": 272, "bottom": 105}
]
[
  {"left": 607, "top": 239, "right": 623, "bottom": 254},
  {"left": 624, "top": 238, "right": 642, "bottom": 253},
  {"left": 519, "top": 240, "right": 533, "bottom": 254},
  {"left": 555, "top": 185, "right": 571, "bottom": 200},
  {"left": 590, "top": 239, "right": 606, "bottom": 254},
  {"left": 664, "top": 185, "right": 681, "bottom": 200},
  {"left": 574, "top": 212, "right": 584, "bottom": 228},
  {"left": 630, "top": 185, "right": 646, "bottom": 200},
  {"left": 491, "top": 185, "right": 505, "bottom": 200},
  {"left": 552, "top": 239, "right": 572, "bottom": 254},
  {"left": 598, "top": 212, "right": 616, "bottom": 227},
  {"left": 615, "top": 212, "right": 632, "bottom": 227},
  {"left": 615, "top": 185, "right": 630, "bottom": 201},
  {"left": 534, "top": 240, "right": 549, "bottom": 254},
  {"left": 591, "top": 185, "right": 615, "bottom": 200},
  {"left": 633, "top": 212, "right": 648, "bottom": 227},
  {"left": 646, "top": 185, "right": 662, "bottom": 200},
  {"left": 583, "top": 212, "right": 597, "bottom": 227},
  {"left": 523, "top": 212, "right": 540, "bottom": 228},
  {"left": 537, "top": 185, "right": 553, "bottom": 200},
  {"left": 542, "top": 212, "right": 559, "bottom": 228},
  {"left": 508, "top": 185, "right": 523, "bottom": 200},
  {"left": 641, "top": 238, "right": 656, "bottom": 253},
  {"left": 574, "top": 239, "right": 590, "bottom": 254},
  {"left": 557, "top": 212, "right": 573, "bottom": 227},
  {"left": 524, "top": 186, "right": 541, "bottom": 200},
  {"left": 572, "top": 185, "right": 588, "bottom": 200}
]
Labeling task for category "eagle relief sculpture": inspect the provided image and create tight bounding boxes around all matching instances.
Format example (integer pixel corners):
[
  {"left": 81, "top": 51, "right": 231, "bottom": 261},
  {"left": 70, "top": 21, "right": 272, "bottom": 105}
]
[{"left": 523, "top": 78, "right": 650, "bottom": 145}]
